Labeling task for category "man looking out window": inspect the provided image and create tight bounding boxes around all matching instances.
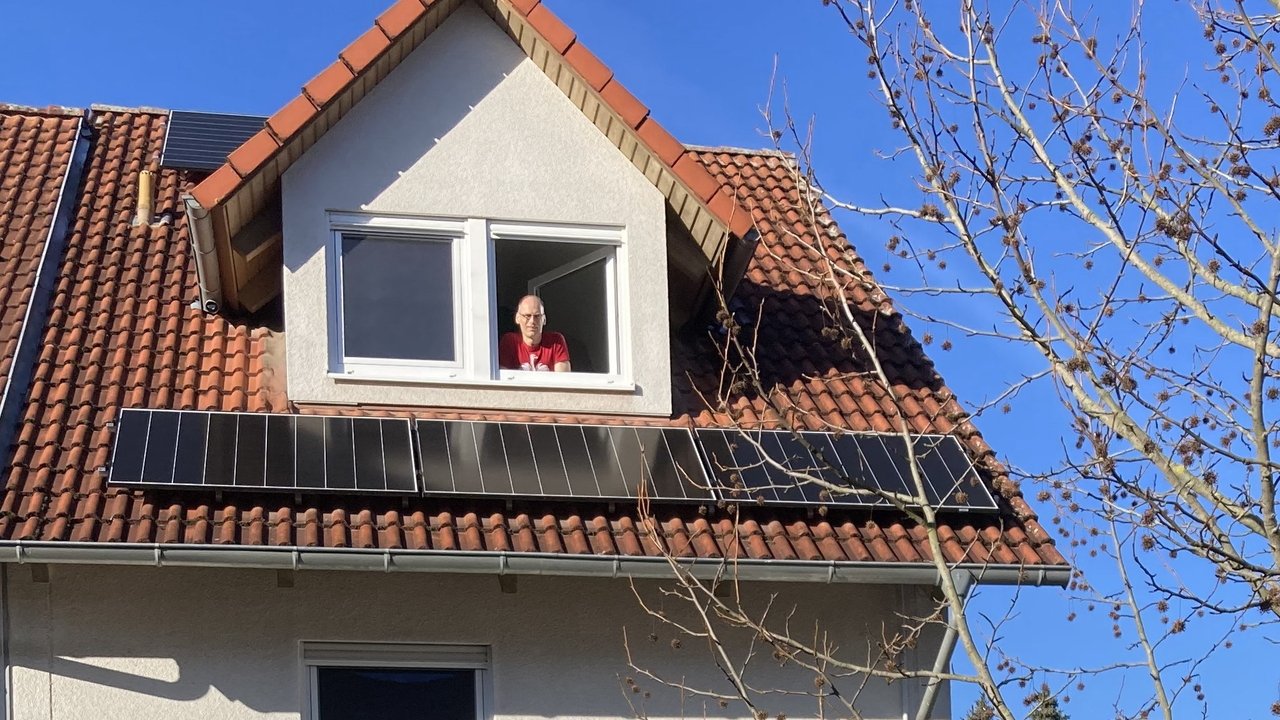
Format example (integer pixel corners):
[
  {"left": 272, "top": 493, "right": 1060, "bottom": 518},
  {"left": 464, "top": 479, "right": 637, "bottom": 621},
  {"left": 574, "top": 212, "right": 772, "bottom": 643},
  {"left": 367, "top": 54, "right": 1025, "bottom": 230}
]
[{"left": 499, "top": 295, "right": 571, "bottom": 372}]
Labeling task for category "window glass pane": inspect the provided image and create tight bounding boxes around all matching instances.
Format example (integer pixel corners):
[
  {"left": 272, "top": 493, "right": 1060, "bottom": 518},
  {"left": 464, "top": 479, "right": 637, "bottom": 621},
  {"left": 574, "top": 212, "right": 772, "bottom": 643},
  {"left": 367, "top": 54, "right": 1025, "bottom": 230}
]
[
  {"left": 316, "top": 667, "right": 475, "bottom": 720},
  {"left": 493, "top": 238, "right": 614, "bottom": 374},
  {"left": 535, "top": 258, "right": 610, "bottom": 373},
  {"left": 341, "top": 233, "right": 454, "bottom": 362}
]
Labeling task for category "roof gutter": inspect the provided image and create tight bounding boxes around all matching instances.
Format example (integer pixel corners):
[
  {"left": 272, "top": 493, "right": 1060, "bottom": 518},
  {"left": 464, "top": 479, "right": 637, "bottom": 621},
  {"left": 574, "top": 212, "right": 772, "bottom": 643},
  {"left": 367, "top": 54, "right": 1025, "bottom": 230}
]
[
  {"left": 0, "top": 541, "right": 1069, "bottom": 587},
  {"left": 182, "top": 194, "right": 223, "bottom": 314}
]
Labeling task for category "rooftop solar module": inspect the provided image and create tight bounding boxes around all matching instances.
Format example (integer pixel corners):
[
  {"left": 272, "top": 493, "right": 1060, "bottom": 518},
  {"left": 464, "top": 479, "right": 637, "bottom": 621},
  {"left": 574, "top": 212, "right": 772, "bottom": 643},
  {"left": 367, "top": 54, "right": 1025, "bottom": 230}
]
[
  {"left": 109, "top": 409, "right": 417, "bottom": 493},
  {"left": 694, "top": 429, "right": 999, "bottom": 512},
  {"left": 108, "top": 410, "right": 995, "bottom": 513},
  {"left": 416, "top": 420, "right": 712, "bottom": 503},
  {"left": 160, "top": 111, "right": 267, "bottom": 171}
]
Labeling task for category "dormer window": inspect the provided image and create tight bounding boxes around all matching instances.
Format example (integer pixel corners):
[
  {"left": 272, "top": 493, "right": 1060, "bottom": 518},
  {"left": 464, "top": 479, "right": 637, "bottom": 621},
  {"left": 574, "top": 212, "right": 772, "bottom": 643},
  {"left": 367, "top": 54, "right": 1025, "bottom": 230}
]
[
  {"left": 276, "top": 5, "right": 674, "bottom": 416},
  {"left": 332, "top": 215, "right": 466, "bottom": 371},
  {"left": 491, "top": 222, "right": 622, "bottom": 379},
  {"left": 328, "top": 213, "right": 628, "bottom": 389}
]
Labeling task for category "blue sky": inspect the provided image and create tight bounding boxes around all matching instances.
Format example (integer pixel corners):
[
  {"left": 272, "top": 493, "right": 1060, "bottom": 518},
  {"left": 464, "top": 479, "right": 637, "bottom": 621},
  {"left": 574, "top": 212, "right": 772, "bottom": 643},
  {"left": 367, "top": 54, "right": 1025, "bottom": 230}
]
[{"left": 0, "top": 1, "right": 1269, "bottom": 717}]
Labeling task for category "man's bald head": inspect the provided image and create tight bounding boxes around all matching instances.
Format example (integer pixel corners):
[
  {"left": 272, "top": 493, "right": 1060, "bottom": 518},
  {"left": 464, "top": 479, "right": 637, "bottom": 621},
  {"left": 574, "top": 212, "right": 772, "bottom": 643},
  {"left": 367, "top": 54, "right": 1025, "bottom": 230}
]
[{"left": 514, "top": 294, "right": 545, "bottom": 346}]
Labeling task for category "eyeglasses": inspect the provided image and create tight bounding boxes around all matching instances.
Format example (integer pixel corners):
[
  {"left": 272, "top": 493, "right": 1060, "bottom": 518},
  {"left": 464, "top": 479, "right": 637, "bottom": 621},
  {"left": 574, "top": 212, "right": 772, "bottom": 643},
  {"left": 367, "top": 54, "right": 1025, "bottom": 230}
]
[{"left": 517, "top": 313, "right": 544, "bottom": 322}]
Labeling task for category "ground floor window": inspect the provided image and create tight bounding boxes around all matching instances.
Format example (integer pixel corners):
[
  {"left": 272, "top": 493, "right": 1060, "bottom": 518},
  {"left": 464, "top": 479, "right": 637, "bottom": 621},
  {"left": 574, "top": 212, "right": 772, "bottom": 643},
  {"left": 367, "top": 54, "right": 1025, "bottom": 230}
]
[{"left": 304, "top": 642, "right": 489, "bottom": 720}]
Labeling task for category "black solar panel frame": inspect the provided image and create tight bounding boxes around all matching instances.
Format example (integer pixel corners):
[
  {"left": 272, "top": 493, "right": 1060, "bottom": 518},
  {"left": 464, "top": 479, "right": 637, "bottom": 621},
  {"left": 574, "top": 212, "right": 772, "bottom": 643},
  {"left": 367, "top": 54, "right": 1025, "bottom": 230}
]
[
  {"left": 415, "top": 420, "right": 712, "bottom": 503},
  {"left": 109, "top": 409, "right": 418, "bottom": 495},
  {"left": 160, "top": 110, "right": 268, "bottom": 171},
  {"left": 694, "top": 429, "right": 1000, "bottom": 512}
]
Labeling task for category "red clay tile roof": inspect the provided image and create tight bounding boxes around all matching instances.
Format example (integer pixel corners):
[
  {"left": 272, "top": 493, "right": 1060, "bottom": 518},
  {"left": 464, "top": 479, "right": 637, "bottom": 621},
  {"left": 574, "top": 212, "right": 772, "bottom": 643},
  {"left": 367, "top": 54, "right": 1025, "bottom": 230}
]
[
  {"left": 189, "top": 0, "right": 754, "bottom": 240},
  {"left": 678, "top": 146, "right": 1051, "bottom": 530},
  {"left": 0, "top": 108, "right": 1065, "bottom": 572},
  {"left": 0, "top": 106, "right": 81, "bottom": 397}
]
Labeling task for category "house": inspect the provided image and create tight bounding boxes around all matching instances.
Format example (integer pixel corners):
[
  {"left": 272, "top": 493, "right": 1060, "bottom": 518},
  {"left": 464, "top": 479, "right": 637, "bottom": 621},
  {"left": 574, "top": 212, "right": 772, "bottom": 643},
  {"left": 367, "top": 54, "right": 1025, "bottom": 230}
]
[{"left": 0, "top": 1, "right": 1068, "bottom": 719}]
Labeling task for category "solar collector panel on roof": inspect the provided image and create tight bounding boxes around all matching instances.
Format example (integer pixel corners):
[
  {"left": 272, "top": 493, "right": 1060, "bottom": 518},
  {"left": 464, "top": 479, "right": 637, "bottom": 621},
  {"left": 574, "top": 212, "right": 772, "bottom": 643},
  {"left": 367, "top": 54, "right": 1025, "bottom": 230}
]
[
  {"left": 694, "top": 429, "right": 999, "bottom": 512},
  {"left": 415, "top": 420, "right": 713, "bottom": 503},
  {"left": 160, "top": 111, "right": 267, "bottom": 171},
  {"left": 109, "top": 409, "right": 417, "bottom": 493},
  {"left": 112, "top": 412, "right": 990, "bottom": 511}
]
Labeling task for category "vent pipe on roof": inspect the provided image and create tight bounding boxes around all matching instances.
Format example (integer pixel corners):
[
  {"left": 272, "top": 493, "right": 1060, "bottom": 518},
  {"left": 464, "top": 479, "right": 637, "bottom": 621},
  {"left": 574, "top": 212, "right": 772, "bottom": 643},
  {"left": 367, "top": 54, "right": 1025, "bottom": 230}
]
[
  {"left": 183, "top": 195, "right": 223, "bottom": 314},
  {"left": 133, "top": 170, "right": 154, "bottom": 226}
]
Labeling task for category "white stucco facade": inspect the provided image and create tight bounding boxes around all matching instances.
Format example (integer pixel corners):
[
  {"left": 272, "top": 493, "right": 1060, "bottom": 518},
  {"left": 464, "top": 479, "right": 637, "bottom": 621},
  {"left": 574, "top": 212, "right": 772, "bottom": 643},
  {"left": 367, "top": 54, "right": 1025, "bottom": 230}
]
[
  {"left": 281, "top": 2, "right": 672, "bottom": 415},
  {"left": 2, "top": 564, "right": 949, "bottom": 720}
]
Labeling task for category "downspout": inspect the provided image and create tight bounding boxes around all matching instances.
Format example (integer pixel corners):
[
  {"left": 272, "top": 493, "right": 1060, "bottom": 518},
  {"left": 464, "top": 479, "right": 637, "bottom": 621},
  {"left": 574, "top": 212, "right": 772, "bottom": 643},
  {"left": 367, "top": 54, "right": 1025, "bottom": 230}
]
[
  {"left": 0, "top": 564, "right": 9, "bottom": 720},
  {"left": 183, "top": 194, "right": 222, "bottom": 314},
  {"left": 900, "top": 584, "right": 912, "bottom": 720},
  {"left": 914, "top": 571, "right": 975, "bottom": 720}
]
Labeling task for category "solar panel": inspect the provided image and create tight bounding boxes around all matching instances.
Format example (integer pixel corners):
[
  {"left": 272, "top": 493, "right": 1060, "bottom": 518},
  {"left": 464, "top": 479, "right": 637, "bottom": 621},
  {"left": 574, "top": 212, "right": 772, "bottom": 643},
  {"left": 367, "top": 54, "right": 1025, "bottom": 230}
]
[
  {"left": 415, "top": 420, "right": 712, "bottom": 503},
  {"left": 694, "top": 429, "right": 999, "bottom": 512},
  {"left": 160, "top": 111, "right": 268, "bottom": 171},
  {"left": 110, "top": 410, "right": 995, "bottom": 512},
  {"left": 109, "top": 409, "right": 417, "bottom": 494}
]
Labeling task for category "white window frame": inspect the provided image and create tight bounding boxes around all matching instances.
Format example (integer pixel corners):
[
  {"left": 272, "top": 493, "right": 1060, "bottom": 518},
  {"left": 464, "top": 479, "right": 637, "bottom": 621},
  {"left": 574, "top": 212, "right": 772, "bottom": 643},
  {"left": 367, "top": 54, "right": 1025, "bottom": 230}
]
[
  {"left": 326, "top": 212, "right": 632, "bottom": 391},
  {"left": 328, "top": 213, "right": 471, "bottom": 379},
  {"left": 490, "top": 221, "right": 629, "bottom": 388},
  {"left": 301, "top": 641, "right": 491, "bottom": 720}
]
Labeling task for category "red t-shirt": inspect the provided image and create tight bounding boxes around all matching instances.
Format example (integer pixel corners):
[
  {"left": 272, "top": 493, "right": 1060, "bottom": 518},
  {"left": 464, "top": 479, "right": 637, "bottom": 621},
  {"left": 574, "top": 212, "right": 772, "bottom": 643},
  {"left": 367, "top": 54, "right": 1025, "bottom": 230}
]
[{"left": 499, "top": 332, "right": 570, "bottom": 371}]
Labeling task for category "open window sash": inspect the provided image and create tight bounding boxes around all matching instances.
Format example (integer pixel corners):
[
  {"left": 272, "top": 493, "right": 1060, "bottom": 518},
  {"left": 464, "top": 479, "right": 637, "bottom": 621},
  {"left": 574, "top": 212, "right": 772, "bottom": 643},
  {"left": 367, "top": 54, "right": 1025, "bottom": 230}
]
[{"left": 523, "top": 246, "right": 617, "bottom": 376}]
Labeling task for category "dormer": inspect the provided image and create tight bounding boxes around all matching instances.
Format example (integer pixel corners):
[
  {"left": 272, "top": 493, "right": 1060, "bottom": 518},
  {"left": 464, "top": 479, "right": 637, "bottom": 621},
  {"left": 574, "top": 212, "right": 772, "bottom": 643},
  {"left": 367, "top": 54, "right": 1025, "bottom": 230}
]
[{"left": 183, "top": 0, "right": 758, "bottom": 417}]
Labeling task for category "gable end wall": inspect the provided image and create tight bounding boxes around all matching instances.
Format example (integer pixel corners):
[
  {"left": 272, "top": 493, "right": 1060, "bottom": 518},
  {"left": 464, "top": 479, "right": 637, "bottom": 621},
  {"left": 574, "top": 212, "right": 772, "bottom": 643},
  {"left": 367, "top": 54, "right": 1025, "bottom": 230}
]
[{"left": 281, "top": 2, "right": 671, "bottom": 415}]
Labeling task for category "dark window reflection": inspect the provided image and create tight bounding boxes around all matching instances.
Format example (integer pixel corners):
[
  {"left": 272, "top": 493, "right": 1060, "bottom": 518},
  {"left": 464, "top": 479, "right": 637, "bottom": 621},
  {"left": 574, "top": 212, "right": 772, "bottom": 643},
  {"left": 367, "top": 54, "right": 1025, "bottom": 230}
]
[
  {"left": 316, "top": 667, "right": 476, "bottom": 720},
  {"left": 341, "top": 233, "right": 455, "bottom": 362}
]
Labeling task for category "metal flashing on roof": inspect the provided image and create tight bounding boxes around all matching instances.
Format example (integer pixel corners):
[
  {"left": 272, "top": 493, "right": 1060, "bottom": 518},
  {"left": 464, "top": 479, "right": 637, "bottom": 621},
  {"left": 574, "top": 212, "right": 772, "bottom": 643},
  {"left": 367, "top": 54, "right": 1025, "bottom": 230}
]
[
  {"left": 0, "top": 113, "right": 90, "bottom": 494},
  {"left": 161, "top": 110, "right": 267, "bottom": 171}
]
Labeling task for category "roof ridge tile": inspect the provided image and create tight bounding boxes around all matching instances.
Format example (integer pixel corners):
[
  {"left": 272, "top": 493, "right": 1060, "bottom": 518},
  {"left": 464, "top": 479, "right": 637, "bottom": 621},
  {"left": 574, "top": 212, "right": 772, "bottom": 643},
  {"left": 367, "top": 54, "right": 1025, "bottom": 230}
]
[
  {"left": 525, "top": 3, "right": 575, "bottom": 54},
  {"left": 376, "top": 0, "right": 428, "bottom": 40},
  {"left": 87, "top": 104, "right": 168, "bottom": 116},
  {"left": 340, "top": 25, "right": 394, "bottom": 76},
  {"left": 686, "top": 143, "right": 794, "bottom": 159},
  {"left": 0, "top": 103, "right": 85, "bottom": 118}
]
